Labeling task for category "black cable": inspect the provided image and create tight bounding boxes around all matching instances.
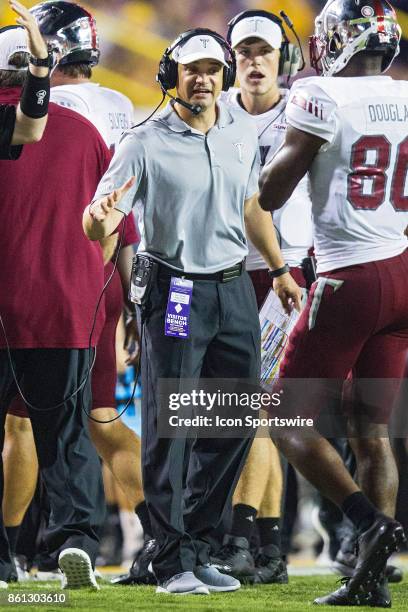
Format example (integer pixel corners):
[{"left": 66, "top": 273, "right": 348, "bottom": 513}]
[
  {"left": 80, "top": 217, "right": 143, "bottom": 425},
  {"left": 131, "top": 92, "right": 166, "bottom": 129}
]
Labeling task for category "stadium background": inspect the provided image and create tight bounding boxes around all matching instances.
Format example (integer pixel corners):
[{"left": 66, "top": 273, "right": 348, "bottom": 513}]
[{"left": 1, "top": 0, "right": 407, "bottom": 112}]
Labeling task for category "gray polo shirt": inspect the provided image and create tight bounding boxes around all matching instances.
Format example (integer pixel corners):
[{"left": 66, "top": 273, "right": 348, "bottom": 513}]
[{"left": 93, "top": 101, "right": 260, "bottom": 273}]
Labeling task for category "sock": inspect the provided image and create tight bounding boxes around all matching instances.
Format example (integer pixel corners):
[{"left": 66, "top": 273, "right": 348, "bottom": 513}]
[
  {"left": 257, "top": 517, "right": 281, "bottom": 554},
  {"left": 341, "top": 492, "right": 380, "bottom": 534},
  {"left": 119, "top": 510, "right": 142, "bottom": 562},
  {"left": 230, "top": 504, "right": 257, "bottom": 542},
  {"left": 135, "top": 501, "right": 153, "bottom": 539},
  {"left": 6, "top": 526, "right": 20, "bottom": 555}
]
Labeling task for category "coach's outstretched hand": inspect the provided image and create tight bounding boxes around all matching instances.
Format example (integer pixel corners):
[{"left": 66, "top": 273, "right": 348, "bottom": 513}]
[
  {"left": 84, "top": 177, "right": 136, "bottom": 241},
  {"left": 89, "top": 177, "right": 136, "bottom": 222},
  {"left": 273, "top": 273, "right": 302, "bottom": 315}
]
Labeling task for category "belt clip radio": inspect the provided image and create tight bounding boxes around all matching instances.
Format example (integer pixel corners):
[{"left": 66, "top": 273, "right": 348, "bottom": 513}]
[
  {"left": 129, "top": 254, "right": 157, "bottom": 306},
  {"left": 301, "top": 256, "right": 317, "bottom": 290}
]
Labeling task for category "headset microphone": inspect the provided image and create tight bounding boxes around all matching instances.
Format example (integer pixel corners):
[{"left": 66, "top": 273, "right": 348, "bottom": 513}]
[
  {"left": 174, "top": 96, "right": 202, "bottom": 115},
  {"left": 158, "top": 83, "right": 202, "bottom": 115},
  {"left": 279, "top": 10, "right": 306, "bottom": 71}
]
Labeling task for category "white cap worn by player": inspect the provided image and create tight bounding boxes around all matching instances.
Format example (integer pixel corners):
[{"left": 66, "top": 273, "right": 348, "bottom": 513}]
[
  {"left": 173, "top": 35, "right": 228, "bottom": 66},
  {"left": 0, "top": 27, "right": 28, "bottom": 70},
  {"left": 229, "top": 16, "right": 282, "bottom": 49}
]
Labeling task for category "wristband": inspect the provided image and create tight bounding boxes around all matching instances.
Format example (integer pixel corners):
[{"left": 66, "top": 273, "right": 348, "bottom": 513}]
[
  {"left": 268, "top": 264, "right": 290, "bottom": 279},
  {"left": 29, "top": 54, "right": 53, "bottom": 68},
  {"left": 20, "top": 71, "right": 50, "bottom": 119}
]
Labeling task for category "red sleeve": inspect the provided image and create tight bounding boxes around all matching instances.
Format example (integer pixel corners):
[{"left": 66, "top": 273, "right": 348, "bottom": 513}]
[
  {"left": 115, "top": 213, "right": 139, "bottom": 247},
  {"left": 123, "top": 212, "right": 139, "bottom": 246}
]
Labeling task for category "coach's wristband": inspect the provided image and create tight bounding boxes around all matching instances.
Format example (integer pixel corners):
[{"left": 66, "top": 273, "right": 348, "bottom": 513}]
[
  {"left": 20, "top": 71, "right": 50, "bottom": 119},
  {"left": 268, "top": 264, "right": 290, "bottom": 279}
]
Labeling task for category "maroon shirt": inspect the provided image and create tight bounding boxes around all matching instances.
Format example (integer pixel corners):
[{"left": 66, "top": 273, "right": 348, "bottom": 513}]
[{"left": 0, "top": 89, "right": 111, "bottom": 349}]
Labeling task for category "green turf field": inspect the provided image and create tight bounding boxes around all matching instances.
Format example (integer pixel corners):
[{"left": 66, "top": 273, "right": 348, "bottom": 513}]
[{"left": 1, "top": 576, "right": 406, "bottom": 611}]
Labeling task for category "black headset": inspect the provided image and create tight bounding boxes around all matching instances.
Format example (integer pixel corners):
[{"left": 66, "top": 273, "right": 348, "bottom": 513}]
[
  {"left": 227, "top": 9, "right": 303, "bottom": 79},
  {"left": 157, "top": 28, "right": 236, "bottom": 92}
]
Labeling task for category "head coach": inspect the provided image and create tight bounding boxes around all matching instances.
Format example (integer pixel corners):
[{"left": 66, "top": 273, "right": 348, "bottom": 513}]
[
  {"left": 83, "top": 29, "right": 301, "bottom": 595},
  {"left": 0, "top": 0, "right": 51, "bottom": 159}
]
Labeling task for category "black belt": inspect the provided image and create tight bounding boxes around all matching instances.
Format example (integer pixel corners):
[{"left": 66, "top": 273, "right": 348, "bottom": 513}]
[{"left": 158, "top": 260, "right": 245, "bottom": 283}]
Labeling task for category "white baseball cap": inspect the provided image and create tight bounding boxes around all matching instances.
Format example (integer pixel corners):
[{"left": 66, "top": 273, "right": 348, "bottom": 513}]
[
  {"left": 230, "top": 16, "right": 283, "bottom": 49},
  {"left": 0, "top": 27, "right": 29, "bottom": 70},
  {"left": 172, "top": 35, "right": 228, "bottom": 67}
]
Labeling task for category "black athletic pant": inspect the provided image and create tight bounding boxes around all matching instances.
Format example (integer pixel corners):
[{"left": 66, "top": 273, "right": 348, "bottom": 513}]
[
  {"left": 0, "top": 349, "right": 105, "bottom": 580},
  {"left": 141, "top": 271, "right": 261, "bottom": 582}
]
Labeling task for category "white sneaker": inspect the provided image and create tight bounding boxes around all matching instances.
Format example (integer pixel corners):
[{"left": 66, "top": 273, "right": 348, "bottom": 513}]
[
  {"left": 0, "top": 581, "right": 8, "bottom": 589},
  {"left": 58, "top": 548, "right": 99, "bottom": 590},
  {"left": 195, "top": 564, "right": 241, "bottom": 592},
  {"left": 156, "top": 571, "right": 209, "bottom": 595}
]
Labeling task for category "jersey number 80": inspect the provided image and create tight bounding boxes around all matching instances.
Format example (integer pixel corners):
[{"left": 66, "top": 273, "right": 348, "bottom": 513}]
[{"left": 348, "top": 135, "right": 408, "bottom": 212}]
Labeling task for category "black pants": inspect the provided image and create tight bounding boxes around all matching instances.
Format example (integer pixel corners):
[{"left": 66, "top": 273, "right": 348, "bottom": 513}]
[
  {"left": 141, "top": 271, "right": 261, "bottom": 582},
  {"left": 0, "top": 349, "right": 105, "bottom": 580}
]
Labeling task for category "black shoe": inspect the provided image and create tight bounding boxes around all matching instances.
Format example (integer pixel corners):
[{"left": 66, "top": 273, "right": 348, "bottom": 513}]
[
  {"left": 347, "top": 516, "right": 405, "bottom": 595},
  {"left": 333, "top": 533, "right": 403, "bottom": 584},
  {"left": 210, "top": 535, "right": 255, "bottom": 581},
  {"left": 253, "top": 546, "right": 288, "bottom": 584},
  {"left": 111, "top": 539, "right": 157, "bottom": 586},
  {"left": 314, "top": 577, "right": 391, "bottom": 607}
]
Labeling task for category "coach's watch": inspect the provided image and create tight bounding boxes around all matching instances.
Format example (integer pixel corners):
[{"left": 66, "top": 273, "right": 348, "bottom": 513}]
[
  {"left": 268, "top": 264, "right": 290, "bottom": 279},
  {"left": 29, "top": 54, "right": 53, "bottom": 68}
]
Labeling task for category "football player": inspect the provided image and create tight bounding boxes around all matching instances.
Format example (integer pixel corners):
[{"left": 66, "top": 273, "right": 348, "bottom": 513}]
[{"left": 260, "top": 0, "right": 407, "bottom": 606}]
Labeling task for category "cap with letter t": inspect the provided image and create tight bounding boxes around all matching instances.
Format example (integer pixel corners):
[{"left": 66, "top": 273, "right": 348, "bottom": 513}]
[
  {"left": 173, "top": 35, "right": 228, "bottom": 66},
  {"left": 0, "top": 26, "right": 28, "bottom": 70},
  {"left": 230, "top": 15, "right": 282, "bottom": 49}
]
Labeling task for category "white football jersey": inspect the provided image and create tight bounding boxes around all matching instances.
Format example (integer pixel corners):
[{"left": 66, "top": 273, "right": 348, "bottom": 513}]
[
  {"left": 222, "top": 88, "right": 313, "bottom": 270},
  {"left": 51, "top": 82, "right": 134, "bottom": 151},
  {"left": 287, "top": 75, "right": 408, "bottom": 273}
]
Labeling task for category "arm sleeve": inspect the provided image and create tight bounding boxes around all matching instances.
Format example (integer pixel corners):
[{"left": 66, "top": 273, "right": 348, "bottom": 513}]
[
  {"left": 92, "top": 131, "right": 146, "bottom": 215},
  {"left": 0, "top": 104, "right": 23, "bottom": 160},
  {"left": 245, "top": 146, "right": 261, "bottom": 199},
  {"left": 286, "top": 81, "right": 338, "bottom": 144}
]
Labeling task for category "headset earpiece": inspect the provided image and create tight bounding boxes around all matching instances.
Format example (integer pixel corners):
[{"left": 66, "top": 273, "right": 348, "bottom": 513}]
[
  {"left": 279, "top": 43, "right": 302, "bottom": 77},
  {"left": 222, "top": 50, "right": 236, "bottom": 91},
  {"left": 157, "top": 52, "right": 178, "bottom": 91}
]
